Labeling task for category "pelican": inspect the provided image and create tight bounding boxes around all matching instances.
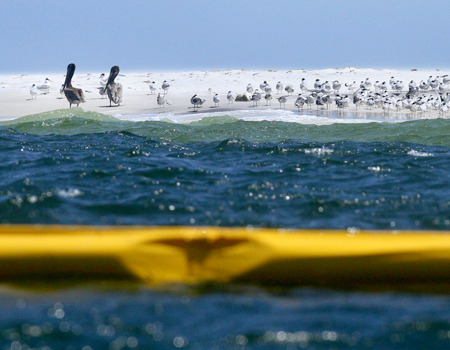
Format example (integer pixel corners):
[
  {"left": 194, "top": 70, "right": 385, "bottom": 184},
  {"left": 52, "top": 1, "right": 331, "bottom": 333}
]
[
  {"left": 162, "top": 80, "right": 170, "bottom": 94},
  {"left": 30, "top": 84, "right": 38, "bottom": 99},
  {"left": 36, "top": 78, "right": 52, "bottom": 94},
  {"left": 213, "top": 93, "right": 220, "bottom": 107},
  {"left": 104, "top": 65, "right": 122, "bottom": 106},
  {"left": 62, "top": 63, "right": 85, "bottom": 108},
  {"left": 227, "top": 91, "right": 234, "bottom": 104},
  {"left": 190, "top": 94, "right": 205, "bottom": 111}
]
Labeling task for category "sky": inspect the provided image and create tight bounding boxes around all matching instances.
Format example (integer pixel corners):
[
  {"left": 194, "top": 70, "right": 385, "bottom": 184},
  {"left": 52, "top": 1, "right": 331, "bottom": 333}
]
[{"left": 1, "top": 0, "right": 449, "bottom": 73}]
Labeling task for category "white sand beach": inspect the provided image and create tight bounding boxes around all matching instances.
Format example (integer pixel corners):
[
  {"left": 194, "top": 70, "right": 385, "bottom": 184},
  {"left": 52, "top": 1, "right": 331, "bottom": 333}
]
[{"left": 1, "top": 67, "right": 449, "bottom": 121}]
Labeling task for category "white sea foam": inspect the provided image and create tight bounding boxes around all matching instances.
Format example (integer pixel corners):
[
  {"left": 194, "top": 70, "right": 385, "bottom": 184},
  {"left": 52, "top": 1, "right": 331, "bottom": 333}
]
[
  {"left": 56, "top": 188, "right": 84, "bottom": 198},
  {"left": 114, "top": 109, "right": 382, "bottom": 126},
  {"left": 407, "top": 150, "right": 434, "bottom": 157}
]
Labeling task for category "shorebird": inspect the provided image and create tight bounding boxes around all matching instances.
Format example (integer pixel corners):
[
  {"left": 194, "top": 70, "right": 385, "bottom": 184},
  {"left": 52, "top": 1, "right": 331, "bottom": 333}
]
[
  {"left": 264, "top": 84, "right": 272, "bottom": 94},
  {"left": 259, "top": 81, "right": 268, "bottom": 91},
  {"left": 104, "top": 65, "right": 123, "bottom": 106},
  {"left": 284, "top": 84, "right": 294, "bottom": 95},
  {"left": 332, "top": 80, "right": 341, "bottom": 94},
  {"left": 99, "top": 73, "right": 107, "bottom": 88},
  {"left": 278, "top": 95, "right": 287, "bottom": 108},
  {"left": 157, "top": 93, "right": 166, "bottom": 108},
  {"left": 265, "top": 92, "right": 272, "bottom": 105},
  {"left": 30, "top": 84, "right": 38, "bottom": 99},
  {"left": 294, "top": 94, "right": 306, "bottom": 110},
  {"left": 213, "top": 93, "right": 220, "bottom": 107},
  {"left": 149, "top": 81, "right": 157, "bottom": 94},
  {"left": 246, "top": 83, "right": 253, "bottom": 94},
  {"left": 162, "top": 80, "right": 170, "bottom": 94},
  {"left": 251, "top": 89, "right": 261, "bottom": 106},
  {"left": 227, "top": 91, "right": 234, "bottom": 104},
  {"left": 300, "top": 78, "right": 308, "bottom": 92},
  {"left": 62, "top": 63, "right": 85, "bottom": 108},
  {"left": 314, "top": 79, "right": 321, "bottom": 91},
  {"left": 36, "top": 78, "right": 52, "bottom": 94},
  {"left": 276, "top": 81, "right": 283, "bottom": 94},
  {"left": 190, "top": 94, "right": 205, "bottom": 111},
  {"left": 345, "top": 81, "right": 356, "bottom": 92}
]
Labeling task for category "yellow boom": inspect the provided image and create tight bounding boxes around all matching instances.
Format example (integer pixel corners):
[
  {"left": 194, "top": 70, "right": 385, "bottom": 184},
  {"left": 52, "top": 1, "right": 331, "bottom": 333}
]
[{"left": 1, "top": 225, "right": 449, "bottom": 293}]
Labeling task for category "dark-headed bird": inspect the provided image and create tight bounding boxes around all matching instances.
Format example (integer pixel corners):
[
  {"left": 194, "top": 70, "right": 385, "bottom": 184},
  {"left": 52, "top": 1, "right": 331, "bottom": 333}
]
[
  {"left": 62, "top": 63, "right": 85, "bottom": 108},
  {"left": 105, "top": 65, "right": 123, "bottom": 106}
]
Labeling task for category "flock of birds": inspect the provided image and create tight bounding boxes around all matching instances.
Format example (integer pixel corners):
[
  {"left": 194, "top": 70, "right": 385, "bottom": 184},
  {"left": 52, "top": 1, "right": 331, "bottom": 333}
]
[
  {"left": 29, "top": 66, "right": 450, "bottom": 115},
  {"left": 151, "top": 73, "right": 450, "bottom": 115}
]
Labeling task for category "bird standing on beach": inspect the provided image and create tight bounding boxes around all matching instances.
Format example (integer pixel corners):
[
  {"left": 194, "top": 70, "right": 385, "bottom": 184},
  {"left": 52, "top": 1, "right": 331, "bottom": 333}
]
[
  {"left": 62, "top": 63, "right": 85, "bottom": 108},
  {"left": 99, "top": 73, "right": 107, "bottom": 88},
  {"left": 162, "top": 80, "right": 170, "bottom": 94},
  {"left": 191, "top": 94, "right": 205, "bottom": 112},
  {"left": 36, "top": 78, "right": 52, "bottom": 94},
  {"left": 30, "top": 84, "right": 38, "bottom": 99},
  {"left": 213, "top": 93, "right": 221, "bottom": 107},
  {"left": 265, "top": 92, "right": 272, "bottom": 105},
  {"left": 276, "top": 81, "right": 283, "bottom": 94},
  {"left": 251, "top": 89, "right": 261, "bottom": 106},
  {"left": 227, "top": 91, "right": 234, "bottom": 104},
  {"left": 246, "top": 83, "right": 253, "bottom": 95},
  {"left": 149, "top": 81, "right": 157, "bottom": 94},
  {"left": 278, "top": 96, "right": 287, "bottom": 108},
  {"left": 104, "top": 66, "right": 123, "bottom": 106},
  {"left": 284, "top": 85, "right": 294, "bottom": 95},
  {"left": 157, "top": 93, "right": 166, "bottom": 108}
]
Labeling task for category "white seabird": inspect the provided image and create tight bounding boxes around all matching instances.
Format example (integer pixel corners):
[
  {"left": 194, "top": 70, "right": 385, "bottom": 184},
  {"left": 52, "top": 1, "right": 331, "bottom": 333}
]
[
  {"left": 276, "top": 81, "right": 283, "bottom": 94},
  {"left": 36, "top": 78, "right": 52, "bottom": 94},
  {"left": 30, "top": 84, "right": 38, "bottom": 99},
  {"left": 213, "top": 93, "right": 220, "bottom": 107},
  {"left": 190, "top": 94, "right": 205, "bottom": 111},
  {"left": 149, "top": 81, "right": 157, "bottom": 94},
  {"left": 227, "top": 91, "right": 234, "bottom": 104},
  {"left": 162, "top": 80, "right": 170, "bottom": 94},
  {"left": 277, "top": 95, "right": 287, "bottom": 108},
  {"left": 157, "top": 93, "right": 166, "bottom": 108},
  {"left": 246, "top": 83, "right": 253, "bottom": 94}
]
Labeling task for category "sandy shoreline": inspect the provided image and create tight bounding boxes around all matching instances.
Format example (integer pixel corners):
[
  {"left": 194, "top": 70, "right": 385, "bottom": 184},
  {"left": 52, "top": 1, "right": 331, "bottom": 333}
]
[{"left": 1, "top": 67, "right": 449, "bottom": 121}]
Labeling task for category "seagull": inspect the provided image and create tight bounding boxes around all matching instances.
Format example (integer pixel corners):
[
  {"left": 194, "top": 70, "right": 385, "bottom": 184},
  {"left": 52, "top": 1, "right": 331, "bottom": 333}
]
[
  {"left": 62, "top": 63, "right": 85, "bottom": 108},
  {"left": 284, "top": 84, "right": 294, "bottom": 95},
  {"left": 190, "top": 94, "right": 205, "bottom": 111},
  {"left": 314, "top": 79, "right": 321, "bottom": 91},
  {"left": 264, "top": 84, "right": 272, "bottom": 94},
  {"left": 157, "top": 93, "right": 166, "bottom": 108},
  {"left": 265, "top": 92, "right": 272, "bottom": 106},
  {"left": 161, "top": 80, "right": 170, "bottom": 94},
  {"left": 104, "top": 65, "right": 123, "bottom": 106},
  {"left": 259, "top": 81, "right": 268, "bottom": 91},
  {"left": 149, "top": 81, "right": 157, "bottom": 94},
  {"left": 300, "top": 78, "right": 308, "bottom": 92},
  {"left": 246, "top": 83, "right": 253, "bottom": 94},
  {"left": 36, "top": 78, "right": 52, "bottom": 94},
  {"left": 276, "top": 81, "right": 283, "bottom": 94},
  {"left": 277, "top": 95, "right": 287, "bottom": 108},
  {"left": 332, "top": 80, "right": 341, "bottom": 94},
  {"left": 345, "top": 81, "right": 356, "bottom": 92},
  {"left": 99, "top": 73, "right": 107, "bottom": 87},
  {"left": 227, "top": 91, "right": 234, "bottom": 104},
  {"left": 30, "top": 84, "right": 38, "bottom": 99},
  {"left": 213, "top": 93, "right": 220, "bottom": 107},
  {"left": 251, "top": 89, "right": 261, "bottom": 106},
  {"left": 294, "top": 94, "right": 306, "bottom": 110}
]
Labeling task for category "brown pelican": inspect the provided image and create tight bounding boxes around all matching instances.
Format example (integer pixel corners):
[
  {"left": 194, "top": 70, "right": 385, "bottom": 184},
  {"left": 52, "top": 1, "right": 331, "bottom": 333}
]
[
  {"left": 104, "top": 65, "right": 122, "bottom": 106},
  {"left": 62, "top": 63, "right": 85, "bottom": 108}
]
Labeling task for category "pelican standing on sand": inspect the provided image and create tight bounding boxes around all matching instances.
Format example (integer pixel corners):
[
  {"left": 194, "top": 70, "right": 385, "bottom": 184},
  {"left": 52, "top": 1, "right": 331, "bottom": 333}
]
[
  {"left": 62, "top": 63, "right": 85, "bottom": 108},
  {"left": 104, "top": 65, "right": 123, "bottom": 106}
]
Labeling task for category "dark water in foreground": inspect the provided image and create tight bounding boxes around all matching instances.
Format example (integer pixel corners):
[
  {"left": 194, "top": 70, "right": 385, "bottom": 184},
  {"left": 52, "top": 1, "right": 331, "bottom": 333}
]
[{"left": 0, "top": 110, "right": 449, "bottom": 349}]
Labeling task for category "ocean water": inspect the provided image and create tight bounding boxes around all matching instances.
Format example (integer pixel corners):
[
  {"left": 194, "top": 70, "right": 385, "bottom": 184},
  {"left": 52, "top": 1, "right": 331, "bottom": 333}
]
[{"left": 0, "top": 109, "right": 449, "bottom": 349}]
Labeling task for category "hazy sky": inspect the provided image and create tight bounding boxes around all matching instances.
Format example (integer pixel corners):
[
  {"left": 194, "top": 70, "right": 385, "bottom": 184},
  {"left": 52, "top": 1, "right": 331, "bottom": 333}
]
[{"left": 1, "top": 0, "right": 449, "bottom": 73}]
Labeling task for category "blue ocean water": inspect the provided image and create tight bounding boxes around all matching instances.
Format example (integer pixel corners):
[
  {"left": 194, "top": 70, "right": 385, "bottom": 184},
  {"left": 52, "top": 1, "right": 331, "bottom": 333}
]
[{"left": 0, "top": 109, "right": 449, "bottom": 349}]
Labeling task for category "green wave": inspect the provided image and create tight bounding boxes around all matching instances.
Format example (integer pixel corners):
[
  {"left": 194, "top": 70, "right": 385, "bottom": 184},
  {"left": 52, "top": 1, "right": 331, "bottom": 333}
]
[{"left": 1, "top": 109, "right": 449, "bottom": 146}]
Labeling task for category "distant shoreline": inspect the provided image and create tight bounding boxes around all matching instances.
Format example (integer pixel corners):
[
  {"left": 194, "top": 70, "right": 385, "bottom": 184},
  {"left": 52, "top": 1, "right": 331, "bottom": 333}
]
[{"left": 1, "top": 67, "right": 449, "bottom": 120}]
